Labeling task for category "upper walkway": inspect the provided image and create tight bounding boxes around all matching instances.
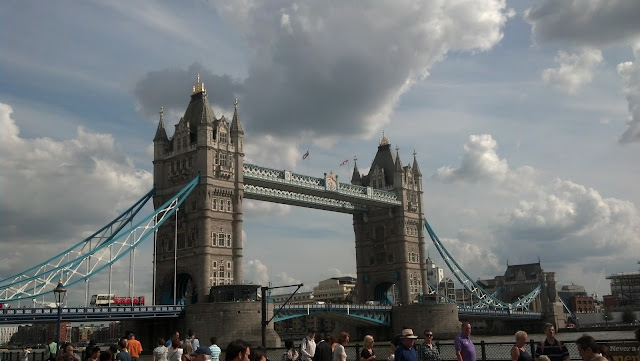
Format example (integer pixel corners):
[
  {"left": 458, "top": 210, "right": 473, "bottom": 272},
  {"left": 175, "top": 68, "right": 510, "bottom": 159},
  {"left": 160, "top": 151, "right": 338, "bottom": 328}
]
[{"left": 243, "top": 164, "right": 401, "bottom": 213}]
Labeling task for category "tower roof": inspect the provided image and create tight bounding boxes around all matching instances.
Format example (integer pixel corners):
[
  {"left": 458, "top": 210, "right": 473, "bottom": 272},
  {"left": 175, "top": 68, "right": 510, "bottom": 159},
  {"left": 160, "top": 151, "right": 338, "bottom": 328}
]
[
  {"left": 183, "top": 74, "right": 216, "bottom": 131},
  {"left": 412, "top": 150, "right": 422, "bottom": 176},
  {"left": 231, "top": 98, "right": 244, "bottom": 135},
  {"left": 351, "top": 156, "right": 361, "bottom": 183},
  {"left": 362, "top": 133, "right": 396, "bottom": 186},
  {"left": 395, "top": 146, "right": 403, "bottom": 172},
  {"left": 154, "top": 107, "right": 168, "bottom": 142}
]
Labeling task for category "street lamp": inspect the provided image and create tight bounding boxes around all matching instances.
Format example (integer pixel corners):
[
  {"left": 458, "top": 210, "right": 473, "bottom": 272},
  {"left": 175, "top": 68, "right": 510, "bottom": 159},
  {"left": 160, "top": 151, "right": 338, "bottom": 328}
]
[{"left": 53, "top": 280, "right": 67, "bottom": 356}]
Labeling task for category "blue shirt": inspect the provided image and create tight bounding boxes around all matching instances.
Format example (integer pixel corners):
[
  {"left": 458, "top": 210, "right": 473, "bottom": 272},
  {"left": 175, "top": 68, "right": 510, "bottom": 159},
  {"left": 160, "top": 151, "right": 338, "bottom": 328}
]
[
  {"left": 395, "top": 343, "right": 418, "bottom": 361},
  {"left": 454, "top": 334, "right": 476, "bottom": 361}
]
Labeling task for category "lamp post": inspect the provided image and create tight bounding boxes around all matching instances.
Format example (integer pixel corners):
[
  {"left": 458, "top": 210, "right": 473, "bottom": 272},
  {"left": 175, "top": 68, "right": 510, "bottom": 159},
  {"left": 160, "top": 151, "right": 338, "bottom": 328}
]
[{"left": 53, "top": 280, "right": 67, "bottom": 356}]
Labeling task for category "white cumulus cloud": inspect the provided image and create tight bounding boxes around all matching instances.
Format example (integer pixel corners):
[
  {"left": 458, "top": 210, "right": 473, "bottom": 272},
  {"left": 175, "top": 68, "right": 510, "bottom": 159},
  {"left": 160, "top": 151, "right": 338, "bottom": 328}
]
[
  {"left": 617, "top": 44, "right": 640, "bottom": 143},
  {"left": 434, "top": 134, "right": 509, "bottom": 183},
  {"left": 542, "top": 48, "right": 603, "bottom": 94}
]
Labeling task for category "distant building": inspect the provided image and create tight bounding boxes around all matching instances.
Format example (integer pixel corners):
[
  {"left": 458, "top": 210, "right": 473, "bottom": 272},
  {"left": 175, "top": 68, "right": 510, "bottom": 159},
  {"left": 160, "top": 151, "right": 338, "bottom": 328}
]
[
  {"left": 605, "top": 265, "right": 640, "bottom": 307},
  {"left": 425, "top": 257, "right": 444, "bottom": 285},
  {"left": 438, "top": 277, "right": 455, "bottom": 302},
  {"left": 313, "top": 277, "right": 356, "bottom": 303},
  {"left": 558, "top": 284, "right": 587, "bottom": 311},
  {"left": 0, "top": 326, "right": 19, "bottom": 345},
  {"left": 571, "top": 296, "right": 596, "bottom": 313},
  {"left": 271, "top": 291, "right": 315, "bottom": 304}
]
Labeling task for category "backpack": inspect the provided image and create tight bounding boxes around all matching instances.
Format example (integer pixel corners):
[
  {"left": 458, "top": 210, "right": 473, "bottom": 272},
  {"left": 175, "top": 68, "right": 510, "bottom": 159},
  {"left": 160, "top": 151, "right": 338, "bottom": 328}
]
[{"left": 299, "top": 338, "right": 308, "bottom": 360}]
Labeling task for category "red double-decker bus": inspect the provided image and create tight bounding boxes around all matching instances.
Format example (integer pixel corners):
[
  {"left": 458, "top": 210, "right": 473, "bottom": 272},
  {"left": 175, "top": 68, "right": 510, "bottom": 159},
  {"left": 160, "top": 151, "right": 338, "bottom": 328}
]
[{"left": 90, "top": 294, "right": 145, "bottom": 306}]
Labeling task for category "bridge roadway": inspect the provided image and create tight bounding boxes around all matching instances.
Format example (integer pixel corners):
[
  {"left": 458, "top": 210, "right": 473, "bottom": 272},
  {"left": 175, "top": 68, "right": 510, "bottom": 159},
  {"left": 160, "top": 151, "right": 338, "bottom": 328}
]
[
  {"left": 1, "top": 304, "right": 542, "bottom": 324},
  {"left": 1, "top": 305, "right": 184, "bottom": 324}
]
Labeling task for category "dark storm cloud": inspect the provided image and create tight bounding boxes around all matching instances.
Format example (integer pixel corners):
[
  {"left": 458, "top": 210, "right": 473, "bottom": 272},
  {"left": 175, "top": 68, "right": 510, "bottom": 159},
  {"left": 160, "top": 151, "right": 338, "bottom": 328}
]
[
  {"left": 134, "top": 63, "right": 243, "bottom": 118},
  {"left": 134, "top": 1, "right": 511, "bottom": 137},
  {"left": 525, "top": 0, "right": 640, "bottom": 47}
]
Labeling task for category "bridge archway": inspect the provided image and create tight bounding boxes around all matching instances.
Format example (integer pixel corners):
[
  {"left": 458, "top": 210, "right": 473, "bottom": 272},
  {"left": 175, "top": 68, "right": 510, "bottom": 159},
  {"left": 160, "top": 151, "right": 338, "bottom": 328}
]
[
  {"left": 161, "top": 272, "right": 197, "bottom": 305},
  {"left": 373, "top": 282, "right": 396, "bottom": 305}
]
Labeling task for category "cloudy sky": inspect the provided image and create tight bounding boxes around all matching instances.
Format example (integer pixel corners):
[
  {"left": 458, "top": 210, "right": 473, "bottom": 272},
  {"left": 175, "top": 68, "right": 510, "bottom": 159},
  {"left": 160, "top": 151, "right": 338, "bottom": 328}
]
[{"left": 1, "top": 0, "right": 640, "bottom": 307}]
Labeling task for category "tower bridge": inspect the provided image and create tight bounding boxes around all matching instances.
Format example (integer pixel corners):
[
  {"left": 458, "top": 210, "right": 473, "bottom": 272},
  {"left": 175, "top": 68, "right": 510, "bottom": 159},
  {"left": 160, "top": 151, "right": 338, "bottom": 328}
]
[{"left": 0, "top": 76, "right": 566, "bottom": 343}]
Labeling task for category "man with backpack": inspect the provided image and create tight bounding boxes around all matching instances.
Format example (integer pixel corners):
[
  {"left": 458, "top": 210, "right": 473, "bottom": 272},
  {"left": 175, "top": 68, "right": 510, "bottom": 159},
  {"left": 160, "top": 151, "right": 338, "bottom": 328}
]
[
  {"left": 534, "top": 323, "right": 569, "bottom": 361},
  {"left": 300, "top": 330, "right": 316, "bottom": 361}
]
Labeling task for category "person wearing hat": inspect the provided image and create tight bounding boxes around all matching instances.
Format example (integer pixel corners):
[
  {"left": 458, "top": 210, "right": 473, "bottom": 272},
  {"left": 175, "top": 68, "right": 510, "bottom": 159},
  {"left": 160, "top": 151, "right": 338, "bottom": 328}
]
[
  {"left": 394, "top": 329, "right": 418, "bottom": 361},
  {"left": 192, "top": 347, "right": 212, "bottom": 361}
]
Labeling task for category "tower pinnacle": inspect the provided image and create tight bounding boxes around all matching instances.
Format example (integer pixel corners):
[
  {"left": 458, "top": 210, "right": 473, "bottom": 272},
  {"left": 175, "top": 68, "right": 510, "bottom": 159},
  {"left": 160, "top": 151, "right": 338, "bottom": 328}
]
[
  {"left": 379, "top": 131, "right": 390, "bottom": 147},
  {"left": 192, "top": 73, "right": 206, "bottom": 94}
]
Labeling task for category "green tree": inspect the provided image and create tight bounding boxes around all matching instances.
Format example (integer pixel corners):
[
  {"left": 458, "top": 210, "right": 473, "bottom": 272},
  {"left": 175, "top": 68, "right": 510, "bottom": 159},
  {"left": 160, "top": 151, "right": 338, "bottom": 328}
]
[{"left": 622, "top": 306, "right": 637, "bottom": 323}]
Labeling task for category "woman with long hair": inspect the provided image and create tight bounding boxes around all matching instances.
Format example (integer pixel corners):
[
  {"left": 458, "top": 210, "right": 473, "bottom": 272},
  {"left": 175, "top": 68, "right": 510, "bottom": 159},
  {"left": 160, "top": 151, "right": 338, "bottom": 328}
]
[
  {"left": 332, "top": 332, "right": 350, "bottom": 361},
  {"left": 360, "top": 336, "right": 376, "bottom": 361},
  {"left": 153, "top": 338, "right": 168, "bottom": 361},
  {"left": 182, "top": 341, "right": 194, "bottom": 361}
]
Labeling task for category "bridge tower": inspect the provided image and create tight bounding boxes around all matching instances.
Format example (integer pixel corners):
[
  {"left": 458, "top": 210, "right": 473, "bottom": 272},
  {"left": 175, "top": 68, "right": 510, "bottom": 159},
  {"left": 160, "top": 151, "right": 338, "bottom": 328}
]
[
  {"left": 152, "top": 75, "right": 244, "bottom": 304},
  {"left": 351, "top": 134, "right": 428, "bottom": 305}
]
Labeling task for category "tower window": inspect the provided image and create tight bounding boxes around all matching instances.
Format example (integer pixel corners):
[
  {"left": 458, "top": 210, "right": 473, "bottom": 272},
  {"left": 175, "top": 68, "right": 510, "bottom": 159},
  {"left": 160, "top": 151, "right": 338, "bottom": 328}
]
[
  {"left": 227, "top": 200, "right": 231, "bottom": 212},
  {"left": 220, "top": 132, "right": 227, "bottom": 144},
  {"left": 220, "top": 153, "right": 227, "bottom": 167},
  {"left": 219, "top": 199, "right": 224, "bottom": 211},
  {"left": 218, "top": 233, "right": 225, "bottom": 247},
  {"left": 212, "top": 198, "right": 217, "bottom": 210}
]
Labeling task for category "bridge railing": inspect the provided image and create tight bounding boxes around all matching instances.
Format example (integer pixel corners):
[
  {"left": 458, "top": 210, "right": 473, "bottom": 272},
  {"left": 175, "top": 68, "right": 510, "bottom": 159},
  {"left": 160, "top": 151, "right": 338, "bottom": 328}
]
[
  {"left": 243, "top": 164, "right": 401, "bottom": 205},
  {"left": 0, "top": 305, "right": 184, "bottom": 315},
  {"left": 276, "top": 303, "right": 393, "bottom": 311},
  {"left": 252, "top": 339, "right": 637, "bottom": 361}
]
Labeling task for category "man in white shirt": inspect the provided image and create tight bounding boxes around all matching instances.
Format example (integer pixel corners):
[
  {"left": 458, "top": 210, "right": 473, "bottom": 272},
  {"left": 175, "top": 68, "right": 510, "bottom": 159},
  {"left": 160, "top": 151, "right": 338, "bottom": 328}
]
[{"left": 300, "top": 329, "right": 316, "bottom": 361}]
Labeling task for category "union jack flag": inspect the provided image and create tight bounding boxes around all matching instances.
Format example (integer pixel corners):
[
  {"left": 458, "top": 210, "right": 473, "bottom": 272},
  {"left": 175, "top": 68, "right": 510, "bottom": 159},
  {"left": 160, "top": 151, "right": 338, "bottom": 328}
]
[
  {"left": 302, "top": 150, "right": 309, "bottom": 160},
  {"left": 339, "top": 159, "right": 349, "bottom": 166}
]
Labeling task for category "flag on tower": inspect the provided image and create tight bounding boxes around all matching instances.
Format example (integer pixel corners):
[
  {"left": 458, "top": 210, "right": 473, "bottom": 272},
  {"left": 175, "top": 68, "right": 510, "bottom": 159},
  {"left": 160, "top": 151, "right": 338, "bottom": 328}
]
[
  {"left": 339, "top": 159, "right": 349, "bottom": 166},
  {"left": 302, "top": 150, "right": 309, "bottom": 160}
]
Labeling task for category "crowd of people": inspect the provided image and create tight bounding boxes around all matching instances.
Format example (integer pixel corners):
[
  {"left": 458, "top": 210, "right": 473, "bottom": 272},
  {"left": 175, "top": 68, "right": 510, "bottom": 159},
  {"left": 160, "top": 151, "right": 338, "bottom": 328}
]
[{"left": 31, "top": 322, "right": 640, "bottom": 361}]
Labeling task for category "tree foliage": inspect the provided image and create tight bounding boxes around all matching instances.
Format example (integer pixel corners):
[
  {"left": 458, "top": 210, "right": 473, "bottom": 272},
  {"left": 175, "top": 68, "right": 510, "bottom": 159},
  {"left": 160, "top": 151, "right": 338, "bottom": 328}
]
[{"left": 622, "top": 306, "right": 637, "bottom": 323}]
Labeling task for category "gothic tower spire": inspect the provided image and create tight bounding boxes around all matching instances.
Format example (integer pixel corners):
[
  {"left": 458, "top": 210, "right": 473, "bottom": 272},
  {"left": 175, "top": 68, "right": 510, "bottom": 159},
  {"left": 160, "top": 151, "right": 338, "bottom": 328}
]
[
  {"left": 351, "top": 156, "right": 361, "bottom": 185},
  {"left": 231, "top": 98, "right": 244, "bottom": 135}
]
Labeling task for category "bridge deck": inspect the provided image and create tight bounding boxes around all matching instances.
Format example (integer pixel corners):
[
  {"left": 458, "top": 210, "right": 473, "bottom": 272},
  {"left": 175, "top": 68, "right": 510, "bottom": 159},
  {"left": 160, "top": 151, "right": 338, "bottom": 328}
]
[
  {"left": 0, "top": 306, "right": 184, "bottom": 324},
  {"left": 243, "top": 164, "right": 401, "bottom": 211}
]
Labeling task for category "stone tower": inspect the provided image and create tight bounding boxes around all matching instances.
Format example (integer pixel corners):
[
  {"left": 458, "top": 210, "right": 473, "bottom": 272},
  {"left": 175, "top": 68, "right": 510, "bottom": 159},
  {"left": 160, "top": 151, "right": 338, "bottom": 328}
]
[
  {"left": 351, "top": 134, "right": 428, "bottom": 305},
  {"left": 152, "top": 75, "right": 244, "bottom": 304}
]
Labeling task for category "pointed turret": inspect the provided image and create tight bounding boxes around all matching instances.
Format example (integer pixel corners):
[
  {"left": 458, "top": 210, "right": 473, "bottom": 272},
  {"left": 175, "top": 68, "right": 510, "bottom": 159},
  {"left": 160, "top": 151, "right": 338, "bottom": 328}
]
[
  {"left": 183, "top": 74, "right": 216, "bottom": 130},
  {"left": 154, "top": 107, "right": 169, "bottom": 142},
  {"left": 412, "top": 150, "right": 422, "bottom": 176},
  {"left": 394, "top": 146, "right": 403, "bottom": 172},
  {"left": 231, "top": 98, "right": 244, "bottom": 135},
  {"left": 351, "top": 156, "right": 362, "bottom": 184}
]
